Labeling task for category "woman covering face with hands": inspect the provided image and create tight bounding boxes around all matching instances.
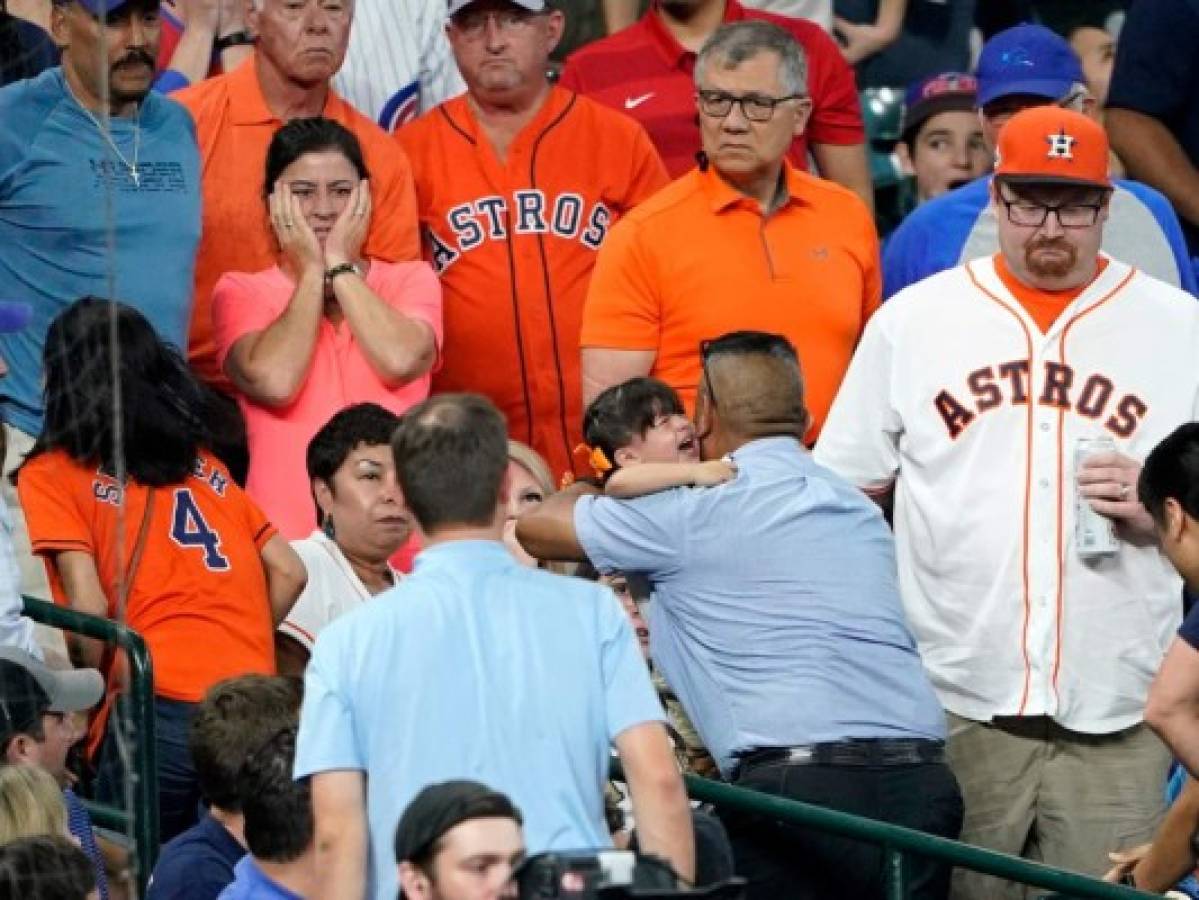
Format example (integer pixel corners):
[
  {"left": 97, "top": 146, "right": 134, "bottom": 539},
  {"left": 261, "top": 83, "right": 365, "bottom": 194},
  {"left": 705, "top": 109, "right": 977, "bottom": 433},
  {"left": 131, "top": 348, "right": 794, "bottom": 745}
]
[{"left": 212, "top": 117, "right": 443, "bottom": 542}]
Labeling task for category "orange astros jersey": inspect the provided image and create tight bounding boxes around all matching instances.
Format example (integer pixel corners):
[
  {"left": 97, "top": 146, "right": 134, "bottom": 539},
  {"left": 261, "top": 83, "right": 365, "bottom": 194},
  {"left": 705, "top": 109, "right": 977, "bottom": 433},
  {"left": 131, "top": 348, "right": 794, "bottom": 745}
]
[
  {"left": 19, "top": 448, "right": 278, "bottom": 713},
  {"left": 397, "top": 86, "right": 669, "bottom": 480}
]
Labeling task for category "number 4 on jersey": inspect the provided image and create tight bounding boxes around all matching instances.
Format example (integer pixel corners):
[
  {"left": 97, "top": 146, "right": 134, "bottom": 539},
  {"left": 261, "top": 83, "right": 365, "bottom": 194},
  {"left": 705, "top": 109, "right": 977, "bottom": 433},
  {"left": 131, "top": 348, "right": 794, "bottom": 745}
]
[{"left": 170, "top": 489, "right": 230, "bottom": 570}]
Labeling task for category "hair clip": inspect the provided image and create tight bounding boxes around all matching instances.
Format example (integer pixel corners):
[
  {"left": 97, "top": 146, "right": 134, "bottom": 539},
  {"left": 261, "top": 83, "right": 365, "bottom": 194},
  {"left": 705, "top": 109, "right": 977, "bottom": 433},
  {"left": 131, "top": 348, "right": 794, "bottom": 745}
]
[{"left": 572, "top": 443, "right": 613, "bottom": 479}]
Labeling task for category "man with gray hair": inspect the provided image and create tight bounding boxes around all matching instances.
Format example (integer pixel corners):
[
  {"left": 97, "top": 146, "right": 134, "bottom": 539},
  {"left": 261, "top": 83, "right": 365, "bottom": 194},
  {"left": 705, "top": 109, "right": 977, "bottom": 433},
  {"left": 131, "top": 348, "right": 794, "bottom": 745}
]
[
  {"left": 520, "top": 331, "right": 962, "bottom": 900},
  {"left": 580, "top": 21, "right": 880, "bottom": 447}
]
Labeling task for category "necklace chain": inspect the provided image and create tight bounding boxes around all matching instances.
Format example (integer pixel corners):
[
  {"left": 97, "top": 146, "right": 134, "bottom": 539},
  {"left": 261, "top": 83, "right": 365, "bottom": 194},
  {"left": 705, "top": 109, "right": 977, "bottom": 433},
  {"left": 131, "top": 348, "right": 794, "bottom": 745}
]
[{"left": 65, "top": 78, "right": 142, "bottom": 186}]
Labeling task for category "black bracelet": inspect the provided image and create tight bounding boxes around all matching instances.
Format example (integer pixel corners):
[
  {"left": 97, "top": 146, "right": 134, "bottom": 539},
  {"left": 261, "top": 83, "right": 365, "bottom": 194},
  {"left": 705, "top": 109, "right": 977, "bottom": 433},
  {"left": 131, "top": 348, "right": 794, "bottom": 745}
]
[
  {"left": 325, "top": 262, "right": 362, "bottom": 281},
  {"left": 214, "top": 30, "right": 254, "bottom": 53}
]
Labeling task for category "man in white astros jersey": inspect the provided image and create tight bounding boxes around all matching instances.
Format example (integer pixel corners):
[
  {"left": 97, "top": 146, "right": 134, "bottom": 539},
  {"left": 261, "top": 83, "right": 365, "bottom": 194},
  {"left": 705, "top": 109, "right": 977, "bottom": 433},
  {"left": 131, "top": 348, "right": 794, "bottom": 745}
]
[{"left": 815, "top": 104, "right": 1199, "bottom": 896}]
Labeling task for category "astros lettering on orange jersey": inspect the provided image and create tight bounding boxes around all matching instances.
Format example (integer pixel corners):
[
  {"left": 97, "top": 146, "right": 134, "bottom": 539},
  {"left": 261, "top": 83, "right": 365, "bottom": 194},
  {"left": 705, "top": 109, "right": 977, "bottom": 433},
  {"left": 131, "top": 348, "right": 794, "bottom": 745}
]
[
  {"left": 431, "top": 192, "right": 612, "bottom": 272},
  {"left": 934, "top": 359, "right": 1147, "bottom": 440},
  {"left": 397, "top": 87, "right": 668, "bottom": 480}
]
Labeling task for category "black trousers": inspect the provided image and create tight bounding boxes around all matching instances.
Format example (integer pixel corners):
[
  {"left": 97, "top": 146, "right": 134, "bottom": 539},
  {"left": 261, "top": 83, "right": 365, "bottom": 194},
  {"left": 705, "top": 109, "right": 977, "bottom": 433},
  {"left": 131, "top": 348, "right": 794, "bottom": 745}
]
[{"left": 719, "top": 759, "right": 964, "bottom": 900}]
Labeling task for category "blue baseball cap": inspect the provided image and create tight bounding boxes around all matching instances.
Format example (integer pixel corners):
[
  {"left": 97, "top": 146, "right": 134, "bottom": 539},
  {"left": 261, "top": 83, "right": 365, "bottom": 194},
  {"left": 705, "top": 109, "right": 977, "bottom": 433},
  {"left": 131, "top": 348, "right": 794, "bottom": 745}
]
[
  {"left": 900, "top": 72, "right": 978, "bottom": 140},
  {"left": 0, "top": 301, "right": 32, "bottom": 334},
  {"left": 976, "top": 24, "right": 1084, "bottom": 108},
  {"left": 71, "top": 0, "right": 160, "bottom": 15}
]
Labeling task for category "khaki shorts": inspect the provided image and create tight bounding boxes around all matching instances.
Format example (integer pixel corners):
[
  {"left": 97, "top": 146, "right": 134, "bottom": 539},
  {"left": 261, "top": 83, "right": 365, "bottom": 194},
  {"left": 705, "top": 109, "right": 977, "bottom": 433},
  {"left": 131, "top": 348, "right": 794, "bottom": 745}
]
[{"left": 946, "top": 712, "right": 1169, "bottom": 900}]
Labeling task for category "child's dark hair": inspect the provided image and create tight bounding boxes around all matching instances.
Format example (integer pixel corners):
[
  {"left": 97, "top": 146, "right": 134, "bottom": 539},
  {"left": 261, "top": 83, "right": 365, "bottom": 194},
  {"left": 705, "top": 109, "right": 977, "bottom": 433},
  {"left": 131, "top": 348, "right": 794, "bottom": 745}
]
[{"left": 582, "top": 378, "right": 685, "bottom": 478}]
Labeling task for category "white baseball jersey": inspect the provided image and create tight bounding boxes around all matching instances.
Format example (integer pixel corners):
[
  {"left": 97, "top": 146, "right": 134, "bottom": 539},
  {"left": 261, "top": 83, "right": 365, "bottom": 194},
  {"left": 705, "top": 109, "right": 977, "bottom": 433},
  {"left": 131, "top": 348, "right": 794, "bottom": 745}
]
[
  {"left": 334, "top": 0, "right": 465, "bottom": 131},
  {"left": 279, "top": 532, "right": 400, "bottom": 652},
  {"left": 815, "top": 254, "right": 1199, "bottom": 734}
]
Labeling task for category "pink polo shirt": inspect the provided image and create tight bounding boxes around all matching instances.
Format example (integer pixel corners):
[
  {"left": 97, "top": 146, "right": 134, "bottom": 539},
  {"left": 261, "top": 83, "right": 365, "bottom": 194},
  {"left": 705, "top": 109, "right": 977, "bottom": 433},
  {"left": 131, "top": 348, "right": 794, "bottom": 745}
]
[{"left": 213, "top": 260, "right": 443, "bottom": 539}]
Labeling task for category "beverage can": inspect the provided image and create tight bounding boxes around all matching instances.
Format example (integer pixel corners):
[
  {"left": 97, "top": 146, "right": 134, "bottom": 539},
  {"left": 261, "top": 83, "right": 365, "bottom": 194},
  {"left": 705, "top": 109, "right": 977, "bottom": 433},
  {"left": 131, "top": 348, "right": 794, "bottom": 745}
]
[{"left": 1076, "top": 436, "right": 1119, "bottom": 557}]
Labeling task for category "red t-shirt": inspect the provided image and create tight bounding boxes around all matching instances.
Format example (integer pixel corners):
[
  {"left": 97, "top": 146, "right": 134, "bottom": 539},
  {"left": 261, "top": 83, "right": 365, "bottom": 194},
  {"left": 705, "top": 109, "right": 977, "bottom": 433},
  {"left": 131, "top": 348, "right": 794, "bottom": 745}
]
[{"left": 559, "top": 0, "right": 864, "bottom": 178}]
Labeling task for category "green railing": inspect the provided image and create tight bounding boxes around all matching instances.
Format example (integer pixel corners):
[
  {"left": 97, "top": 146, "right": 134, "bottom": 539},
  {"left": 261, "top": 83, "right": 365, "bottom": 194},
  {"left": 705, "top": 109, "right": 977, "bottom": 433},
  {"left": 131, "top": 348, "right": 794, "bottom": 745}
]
[
  {"left": 22, "top": 596, "right": 159, "bottom": 896},
  {"left": 612, "top": 762, "right": 1154, "bottom": 899}
]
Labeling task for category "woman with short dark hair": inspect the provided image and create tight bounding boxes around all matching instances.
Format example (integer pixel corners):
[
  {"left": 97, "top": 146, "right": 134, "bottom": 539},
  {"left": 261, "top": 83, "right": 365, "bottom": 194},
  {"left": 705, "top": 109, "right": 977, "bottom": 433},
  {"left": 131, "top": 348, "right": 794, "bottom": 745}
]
[{"left": 276, "top": 403, "right": 410, "bottom": 675}]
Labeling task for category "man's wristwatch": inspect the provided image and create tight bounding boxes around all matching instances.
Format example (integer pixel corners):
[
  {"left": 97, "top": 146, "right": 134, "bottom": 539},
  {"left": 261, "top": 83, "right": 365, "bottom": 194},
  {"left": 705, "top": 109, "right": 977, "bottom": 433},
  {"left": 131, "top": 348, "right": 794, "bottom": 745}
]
[
  {"left": 325, "top": 262, "right": 363, "bottom": 282},
  {"left": 214, "top": 30, "right": 255, "bottom": 53}
]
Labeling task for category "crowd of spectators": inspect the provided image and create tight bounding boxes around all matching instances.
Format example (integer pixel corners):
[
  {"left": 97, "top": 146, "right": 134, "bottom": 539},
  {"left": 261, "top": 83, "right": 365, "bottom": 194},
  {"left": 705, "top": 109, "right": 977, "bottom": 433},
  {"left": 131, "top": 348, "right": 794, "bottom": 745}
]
[{"left": 4, "top": 0, "right": 1199, "bottom": 899}]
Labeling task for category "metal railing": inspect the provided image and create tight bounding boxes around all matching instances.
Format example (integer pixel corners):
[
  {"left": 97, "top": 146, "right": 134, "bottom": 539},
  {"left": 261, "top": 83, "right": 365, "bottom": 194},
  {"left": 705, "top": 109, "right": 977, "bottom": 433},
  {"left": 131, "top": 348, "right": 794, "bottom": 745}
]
[
  {"left": 610, "top": 760, "right": 1154, "bottom": 899},
  {"left": 22, "top": 595, "right": 159, "bottom": 895},
  {"left": 678, "top": 771, "right": 1153, "bottom": 899}
]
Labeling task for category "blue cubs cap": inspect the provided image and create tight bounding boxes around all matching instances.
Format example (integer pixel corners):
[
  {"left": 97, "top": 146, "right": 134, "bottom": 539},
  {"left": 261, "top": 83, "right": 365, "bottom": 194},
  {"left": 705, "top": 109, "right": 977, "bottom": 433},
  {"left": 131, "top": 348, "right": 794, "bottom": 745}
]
[
  {"left": 976, "top": 24, "right": 1084, "bottom": 108},
  {"left": 0, "top": 301, "right": 32, "bottom": 334}
]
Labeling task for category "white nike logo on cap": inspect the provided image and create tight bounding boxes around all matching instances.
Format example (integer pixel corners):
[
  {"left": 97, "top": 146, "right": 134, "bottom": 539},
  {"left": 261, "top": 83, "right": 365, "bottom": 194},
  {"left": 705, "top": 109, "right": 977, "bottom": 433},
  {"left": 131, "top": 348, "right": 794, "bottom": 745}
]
[{"left": 624, "top": 92, "right": 654, "bottom": 109}]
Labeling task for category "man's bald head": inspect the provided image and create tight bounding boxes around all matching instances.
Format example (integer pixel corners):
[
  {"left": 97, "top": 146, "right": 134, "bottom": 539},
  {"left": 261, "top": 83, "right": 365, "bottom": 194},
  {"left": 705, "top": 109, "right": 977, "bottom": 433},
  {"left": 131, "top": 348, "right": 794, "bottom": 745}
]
[{"left": 697, "top": 332, "right": 810, "bottom": 456}]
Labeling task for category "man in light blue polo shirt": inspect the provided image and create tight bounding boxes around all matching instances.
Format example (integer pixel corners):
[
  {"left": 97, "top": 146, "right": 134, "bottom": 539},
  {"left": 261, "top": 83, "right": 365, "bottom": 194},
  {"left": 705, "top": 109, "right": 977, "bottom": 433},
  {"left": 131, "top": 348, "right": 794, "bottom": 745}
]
[
  {"left": 294, "top": 394, "right": 693, "bottom": 900},
  {"left": 518, "top": 332, "right": 961, "bottom": 900}
]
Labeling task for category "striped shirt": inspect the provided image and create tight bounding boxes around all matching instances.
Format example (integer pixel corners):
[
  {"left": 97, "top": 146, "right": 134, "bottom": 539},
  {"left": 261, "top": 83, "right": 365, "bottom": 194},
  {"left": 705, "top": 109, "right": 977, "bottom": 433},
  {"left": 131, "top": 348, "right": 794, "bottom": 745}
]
[
  {"left": 332, "top": 0, "right": 465, "bottom": 131},
  {"left": 65, "top": 788, "right": 109, "bottom": 900}
]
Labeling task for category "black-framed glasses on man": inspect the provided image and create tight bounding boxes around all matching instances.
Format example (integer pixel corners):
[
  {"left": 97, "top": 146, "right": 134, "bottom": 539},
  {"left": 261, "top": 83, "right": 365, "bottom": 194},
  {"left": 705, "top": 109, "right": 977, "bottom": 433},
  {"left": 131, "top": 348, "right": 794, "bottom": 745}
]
[
  {"left": 696, "top": 90, "right": 805, "bottom": 122},
  {"left": 997, "top": 194, "right": 1104, "bottom": 229}
]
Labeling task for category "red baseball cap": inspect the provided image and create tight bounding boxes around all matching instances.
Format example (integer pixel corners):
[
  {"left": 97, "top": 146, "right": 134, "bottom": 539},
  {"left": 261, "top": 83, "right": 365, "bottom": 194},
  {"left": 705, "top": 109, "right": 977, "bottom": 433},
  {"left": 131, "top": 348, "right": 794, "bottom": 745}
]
[{"left": 994, "top": 106, "right": 1112, "bottom": 190}]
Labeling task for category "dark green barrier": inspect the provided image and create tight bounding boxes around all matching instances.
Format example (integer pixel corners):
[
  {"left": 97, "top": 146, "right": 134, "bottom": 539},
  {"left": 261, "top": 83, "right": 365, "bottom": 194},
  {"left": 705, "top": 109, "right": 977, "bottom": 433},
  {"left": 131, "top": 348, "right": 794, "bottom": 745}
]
[
  {"left": 22, "top": 595, "right": 159, "bottom": 895},
  {"left": 612, "top": 761, "right": 1154, "bottom": 898}
]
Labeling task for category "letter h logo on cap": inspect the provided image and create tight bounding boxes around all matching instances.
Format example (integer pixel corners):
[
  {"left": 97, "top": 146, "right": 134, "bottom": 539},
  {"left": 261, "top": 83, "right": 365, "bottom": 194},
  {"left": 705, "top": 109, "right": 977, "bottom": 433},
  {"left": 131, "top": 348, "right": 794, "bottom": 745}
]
[{"left": 1046, "top": 128, "right": 1076, "bottom": 161}]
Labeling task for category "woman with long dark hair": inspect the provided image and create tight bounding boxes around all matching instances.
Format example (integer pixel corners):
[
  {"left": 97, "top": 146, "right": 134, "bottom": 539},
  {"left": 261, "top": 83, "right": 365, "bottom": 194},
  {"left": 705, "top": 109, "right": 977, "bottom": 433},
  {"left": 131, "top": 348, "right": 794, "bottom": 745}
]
[
  {"left": 213, "top": 116, "right": 441, "bottom": 542},
  {"left": 16, "top": 297, "right": 306, "bottom": 842}
]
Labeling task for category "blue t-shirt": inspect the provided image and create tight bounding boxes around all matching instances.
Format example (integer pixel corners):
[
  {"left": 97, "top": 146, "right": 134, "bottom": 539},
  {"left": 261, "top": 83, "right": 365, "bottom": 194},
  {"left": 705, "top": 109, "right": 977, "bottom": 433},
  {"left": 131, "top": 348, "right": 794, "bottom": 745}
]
[
  {"left": 216, "top": 857, "right": 301, "bottom": 900},
  {"left": 882, "top": 175, "right": 1197, "bottom": 300},
  {"left": 0, "top": 67, "right": 201, "bottom": 435},
  {"left": 294, "top": 540, "right": 664, "bottom": 900},
  {"left": 147, "top": 811, "right": 245, "bottom": 900},
  {"left": 1107, "top": 0, "right": 1199, "bottom": 255},
  {"left": 574, "top": 437, "right": 947, "bottom": 777}
]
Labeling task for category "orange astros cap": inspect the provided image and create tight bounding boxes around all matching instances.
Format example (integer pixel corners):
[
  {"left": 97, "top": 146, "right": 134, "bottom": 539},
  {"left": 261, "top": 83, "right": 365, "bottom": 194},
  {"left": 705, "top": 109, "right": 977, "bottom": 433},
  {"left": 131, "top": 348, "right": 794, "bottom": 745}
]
[{"left": 994, "top": 106, "right": 1112, "bottom": 190}]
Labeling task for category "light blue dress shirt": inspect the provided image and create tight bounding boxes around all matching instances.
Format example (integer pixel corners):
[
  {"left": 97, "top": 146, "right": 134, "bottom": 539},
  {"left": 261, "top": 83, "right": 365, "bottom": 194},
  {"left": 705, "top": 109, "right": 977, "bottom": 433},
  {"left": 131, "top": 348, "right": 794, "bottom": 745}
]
[
  {"left": 216, "top": 857, "right": 301, "bottom": 900},
  {"left": 294, "top": 540, "right": 663, "bottom": 900},
  {"left": 575, "top": 436, "right": 946, "bottom": 777}
]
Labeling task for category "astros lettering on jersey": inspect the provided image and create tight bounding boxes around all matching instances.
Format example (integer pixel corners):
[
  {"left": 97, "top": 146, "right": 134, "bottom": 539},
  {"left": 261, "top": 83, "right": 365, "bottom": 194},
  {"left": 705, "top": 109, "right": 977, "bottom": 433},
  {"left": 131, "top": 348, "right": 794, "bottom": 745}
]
[
  {"left": 815, "top": 256, "right": 1199, "bottom": 734},
  {"left": 397, "top": 86, "right": 668, "bottom": 480}
]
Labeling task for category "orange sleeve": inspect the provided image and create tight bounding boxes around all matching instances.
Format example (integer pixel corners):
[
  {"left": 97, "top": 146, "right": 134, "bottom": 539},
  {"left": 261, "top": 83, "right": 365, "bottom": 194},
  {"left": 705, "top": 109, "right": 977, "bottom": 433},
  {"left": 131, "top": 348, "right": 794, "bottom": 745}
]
[
  {"left": 363, "top": 135, "right": 421, "bottom": 263},
  {"left": 579, "top": 215, "right": 661, "bottom": 350},
  {"left": 17, "top": 455, "right": 94, "bottom": 558},
  {"left": 233, "top": 479, "right": 277, "bottom": 551},
  {"left": 622, "top": 124, "right": 670, "bottom": 210}
]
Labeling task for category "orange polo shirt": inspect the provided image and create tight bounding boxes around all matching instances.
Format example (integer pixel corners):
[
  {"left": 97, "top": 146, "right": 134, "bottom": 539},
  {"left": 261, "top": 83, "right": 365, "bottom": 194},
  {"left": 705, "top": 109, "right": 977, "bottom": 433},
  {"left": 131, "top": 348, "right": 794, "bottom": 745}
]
[
  {"left": 176, "top": 56, "right": 421, "bottom": 389},
  {"left": 581, "top": 163, "right": 880, "bottom": 442}
]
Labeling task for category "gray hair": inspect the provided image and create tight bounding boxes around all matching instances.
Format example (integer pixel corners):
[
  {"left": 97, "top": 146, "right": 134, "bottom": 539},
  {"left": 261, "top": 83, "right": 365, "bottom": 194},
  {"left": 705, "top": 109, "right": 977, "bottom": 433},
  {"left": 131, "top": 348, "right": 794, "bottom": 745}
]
[{"left": 694, "top": 21, "right": 808, "bottom": 96}]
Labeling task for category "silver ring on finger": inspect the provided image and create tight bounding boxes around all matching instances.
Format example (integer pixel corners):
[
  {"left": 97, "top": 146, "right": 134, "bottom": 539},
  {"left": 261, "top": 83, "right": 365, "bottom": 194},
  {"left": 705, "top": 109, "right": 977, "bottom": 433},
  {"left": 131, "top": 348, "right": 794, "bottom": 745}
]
[{"left": 1120, "top": 484, "right": 1131, "bottom": 500}]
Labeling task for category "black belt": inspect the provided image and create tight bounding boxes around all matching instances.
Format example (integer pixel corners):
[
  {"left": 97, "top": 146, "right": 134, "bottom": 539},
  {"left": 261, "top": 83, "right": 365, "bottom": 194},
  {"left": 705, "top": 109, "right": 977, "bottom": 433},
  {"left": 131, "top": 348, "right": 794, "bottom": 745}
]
[{"left": 735, "top": 739, "right": 945, "bottom": 777}]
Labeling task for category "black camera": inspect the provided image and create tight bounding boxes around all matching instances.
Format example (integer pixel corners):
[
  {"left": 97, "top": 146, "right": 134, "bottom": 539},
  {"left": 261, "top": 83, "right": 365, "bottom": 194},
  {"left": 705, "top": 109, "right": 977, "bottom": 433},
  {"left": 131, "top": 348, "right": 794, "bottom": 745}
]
[{"left": 516, "top": 850, "right": 747, "bottom": 899}]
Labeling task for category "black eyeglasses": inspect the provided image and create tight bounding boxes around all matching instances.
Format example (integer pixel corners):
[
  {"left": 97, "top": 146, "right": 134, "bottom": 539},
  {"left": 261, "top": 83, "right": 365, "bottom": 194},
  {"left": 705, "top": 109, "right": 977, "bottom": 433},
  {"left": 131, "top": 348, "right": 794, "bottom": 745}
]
[
  {"left": 997, "top": 192, "right": 1105, "bottom": 229},
  {"left": 696, "top": 90, "right": 805, "bottom": 122}
]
